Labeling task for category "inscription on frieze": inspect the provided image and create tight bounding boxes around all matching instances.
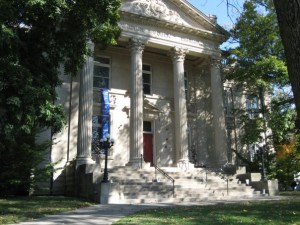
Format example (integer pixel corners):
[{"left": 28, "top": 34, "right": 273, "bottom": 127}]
[{"left": 120, "top": 22, "right": 209, "bottom": 50}]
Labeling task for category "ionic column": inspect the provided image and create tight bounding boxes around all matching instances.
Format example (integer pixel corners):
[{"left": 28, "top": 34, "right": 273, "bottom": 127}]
[
  {"left": 128, "top": 38, "right": 146, "bottom": 168},
  {"left": 209, "top": 57, "right": 228, "bottom": 168},
  {"left": 76, "top": 41, "right": 95, "bottom": 167},
  {"left": 170, "top": 47, "right": 189, "bottom": 169}
]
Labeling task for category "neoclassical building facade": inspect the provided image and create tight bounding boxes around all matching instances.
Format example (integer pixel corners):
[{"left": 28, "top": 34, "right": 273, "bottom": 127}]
[{"left": 43, "top": 0, "right": 233, "bottom": 195}]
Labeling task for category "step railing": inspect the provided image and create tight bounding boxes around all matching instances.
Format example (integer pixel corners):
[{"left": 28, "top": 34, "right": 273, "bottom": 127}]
[{"left": 153, "top": 164, "right": 175, "bottom": 197}]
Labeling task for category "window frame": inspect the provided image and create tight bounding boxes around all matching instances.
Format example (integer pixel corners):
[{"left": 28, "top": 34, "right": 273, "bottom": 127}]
[
  {"left": 142, "top": 64, "right": 152, "bottom": 95},
  {"left": 184, "top": 71, "right": 189, "bottom": 101},
  {"left": 246, "top": 95, "right": 259, "bottom": 119},
  {"left": 93, "top": 56, "right": 111, "bottom": 90}
]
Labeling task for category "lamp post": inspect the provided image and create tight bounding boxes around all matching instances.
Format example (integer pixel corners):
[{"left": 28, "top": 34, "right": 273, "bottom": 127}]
[
  {"left": 99, "top": 133, "right": 114, "bottom": 183},
  {"left": 258, "top": 141, "right": 266, "bottom": 181}
]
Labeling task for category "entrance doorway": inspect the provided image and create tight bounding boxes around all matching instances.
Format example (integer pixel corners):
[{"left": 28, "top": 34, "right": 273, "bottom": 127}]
[{"left": 143, "top": 121, "right": 153, "bottom": 166}]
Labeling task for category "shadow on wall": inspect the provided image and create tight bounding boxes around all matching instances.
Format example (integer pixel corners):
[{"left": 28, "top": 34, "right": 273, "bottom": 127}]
[{"left": 192, "top": 66, "right": 214, "bottom": 167}]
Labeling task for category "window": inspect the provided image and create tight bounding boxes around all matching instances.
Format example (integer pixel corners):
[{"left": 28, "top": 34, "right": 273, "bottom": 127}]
[
  {"left": 184, "top": 72, "right": 189, "bottom": 101},
  {"left": 143, "top": 121, "right": 152, "bottom": 132},
  {"left": 143, "top": 64, "right": 152, "bottom": 95},
  {"left": 246, "top": 95, "right": 259, "bottom": 119},
  {"left": 224, "top": 89, "right": 233, "bottom": 116},
  {"left": 94, "top": 56, "right": 111, "bottom": 89},
  {"left": 92, "top": 57, "right": 111, "bottom": 155},
  {"left": 91, "top": 116, "right": 104, "bottom": 155}
]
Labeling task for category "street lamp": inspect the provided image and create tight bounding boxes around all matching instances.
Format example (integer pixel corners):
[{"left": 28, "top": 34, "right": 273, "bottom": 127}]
[
  {"left": 258, "top": 140, "right": 266, "bottom": 181},
  {"left": 99, "top": 133, "right": 114, "bottom": 183}
]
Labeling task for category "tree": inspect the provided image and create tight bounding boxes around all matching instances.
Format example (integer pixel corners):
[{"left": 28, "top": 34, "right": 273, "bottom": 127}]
[
  {"left": 226, "top": 0, "right": 288, "bottom": 89},
  {"left": 276, "top": 138, "right": 300, "bottom": 190},
  {"left": 273, "top": 0, "right": 300, "bottom": 129},
  {"left": 0, "top": 0, "right": 121, "bottom": 195},
  {"left": 224, "top": 0, "right": 299, "bottom": 181}
]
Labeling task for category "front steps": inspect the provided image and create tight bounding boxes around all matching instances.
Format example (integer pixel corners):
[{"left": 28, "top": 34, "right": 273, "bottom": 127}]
[{"left": 101, "top": 166, "right": 261, "bottom": 204}]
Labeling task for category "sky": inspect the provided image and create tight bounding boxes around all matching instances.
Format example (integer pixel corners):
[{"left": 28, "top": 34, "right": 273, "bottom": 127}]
[
  {"left": 187, "top": 0, "right": 245, "bottom": 49},
  {"left": 187, "top": 0, "right": 244, "bottom": 30}
]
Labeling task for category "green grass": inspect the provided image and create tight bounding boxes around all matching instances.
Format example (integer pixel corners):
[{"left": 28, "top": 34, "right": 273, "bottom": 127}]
[
  {"left": 0, "top": 196, "right": 95, "bottom": 224},
  {"left": 1, "top": 195, "right": 300, "bottom": 225},
  {"left": 113, "top": 198, "right": 300, "bottom": 225},
  {"left": 279, "top": 190, "right": 300, "bottom": 196}
]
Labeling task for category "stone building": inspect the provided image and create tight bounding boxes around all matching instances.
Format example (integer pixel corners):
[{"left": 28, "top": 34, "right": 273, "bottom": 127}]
[{"left": 37, "top": 0, "right": 273, "bottom": 202}]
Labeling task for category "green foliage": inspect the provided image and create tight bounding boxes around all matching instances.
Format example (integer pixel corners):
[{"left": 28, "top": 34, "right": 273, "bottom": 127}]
[
  {"left": 225, "top": 0, "right": 298, "bottom": 184},
  {"left": 240, "top": 114, "right": 265, "bottom": 145},
  {"left": 275, "top": 137, "right": 300, "bottom": 190},
  {"left": 0, "top": 0, "right": 121, "bottom": 195},
  {"left": 270, "top": 92, "right": 296, "bottom": 145},
  {"left": 226, "top": 0, "right": 288, "bottom": 89}
]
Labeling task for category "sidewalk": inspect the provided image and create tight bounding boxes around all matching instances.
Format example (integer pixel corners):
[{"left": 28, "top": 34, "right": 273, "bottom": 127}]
[{"left": 15, "top": 196, "right": 292, "bottom": 225}]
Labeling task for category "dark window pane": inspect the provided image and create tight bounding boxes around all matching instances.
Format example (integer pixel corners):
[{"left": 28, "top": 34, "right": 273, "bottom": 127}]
[
  {"left": 95, "top": 57, "right": 110, "bottom": 65},
  {"left": 143, "top": 73, "right": 151, "bottom": 83},
  {"left": 94, "top": 77, "right": 109, "bottom": 88},
  {"left": 94, "top": 65, "right": 110, "bottom": 88},
  {"left": 143, "top": 84, "right": 151, "bottom": 94},
  {"left": 94, "top": 66, "right": 109, "bottom": 78},
  {"left": 143, "top": 121, "right": 152, "bottom": 132},
  {"left": 143, "top": 64, "right": 151, "bottom": 71}
]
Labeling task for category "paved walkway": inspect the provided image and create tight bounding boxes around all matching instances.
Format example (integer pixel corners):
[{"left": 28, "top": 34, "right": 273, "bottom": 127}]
[{"left": 15, "top": 196, "right": 292, "bottom": 225}]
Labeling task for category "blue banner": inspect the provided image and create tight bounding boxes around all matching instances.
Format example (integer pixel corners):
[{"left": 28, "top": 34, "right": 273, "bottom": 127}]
[{"left": 100, "top": 88, "right": 110, "bottom": 139}]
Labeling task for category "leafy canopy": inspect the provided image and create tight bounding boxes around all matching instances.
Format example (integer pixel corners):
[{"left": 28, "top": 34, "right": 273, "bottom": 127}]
[
  {"left": 226, "top": 0, "right": 288, "bottom": 90},
  {"left": 0, "top": 0, "right": 121, "bottom": 195},
  {"left": 225, "top": 0, "right": 299, "bottom": 184}
]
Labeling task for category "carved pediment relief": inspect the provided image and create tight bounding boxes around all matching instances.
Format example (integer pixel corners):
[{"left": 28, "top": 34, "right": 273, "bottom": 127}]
[
  {"left": 121, "top": 0, "right": 197, "bottom": 28},
  {"left": 120, "top": 0, "right": 229, "bottom": 48}
]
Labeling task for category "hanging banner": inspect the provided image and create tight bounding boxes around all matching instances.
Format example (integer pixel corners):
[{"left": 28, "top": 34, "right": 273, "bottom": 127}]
[{"left": 100, "top": 88, "right": 110, "bottom": 139}]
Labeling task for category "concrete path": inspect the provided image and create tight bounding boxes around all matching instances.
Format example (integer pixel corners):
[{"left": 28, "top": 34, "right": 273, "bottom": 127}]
[
  {"left": 15, "top": 203, "right": 160, "bottom": 225},
  {"left": 14, "top": 196, "right": 292, "bottom": 225}
]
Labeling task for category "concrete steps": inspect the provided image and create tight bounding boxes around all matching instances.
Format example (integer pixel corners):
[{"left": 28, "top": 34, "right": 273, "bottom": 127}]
[{"left": 103, "top": 166, "right": 261, "bottom": 204}]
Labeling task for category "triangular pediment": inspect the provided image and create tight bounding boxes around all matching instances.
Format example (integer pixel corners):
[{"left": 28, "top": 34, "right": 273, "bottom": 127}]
[
  {"left": 143, "top": 99, "right": 160, "bottom": 113},
  {"left": 121, "top": 0, "right": 227, "bottom": 37}
]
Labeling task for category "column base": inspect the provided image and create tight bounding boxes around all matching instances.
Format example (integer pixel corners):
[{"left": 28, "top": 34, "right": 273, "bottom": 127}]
[
  {"left": 76, "top": 156, "right": 95, "bottom": 168},
  {"left": 126, "top": 158, "right": 142, "bottom": 169},
  {"left": 177, "top": 159, "right": 194, "bottom": 171}
]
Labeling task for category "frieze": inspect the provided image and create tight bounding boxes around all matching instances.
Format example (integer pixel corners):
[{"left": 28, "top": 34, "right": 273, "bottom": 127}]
[{"left": 120, "top": 21, "right": 214, "bottom": 51}]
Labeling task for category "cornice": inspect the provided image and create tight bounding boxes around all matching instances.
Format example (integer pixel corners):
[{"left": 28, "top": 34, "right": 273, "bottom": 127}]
[
  {"left": 174, "top": 0, "right": 230, "bottom": 36},
  {"left": 119, "top": 11, "right": 227, "bottom": 43}
]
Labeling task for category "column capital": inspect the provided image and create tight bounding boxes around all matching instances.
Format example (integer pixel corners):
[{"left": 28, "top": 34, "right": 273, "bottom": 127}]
[
  {"left": 170, "top": 47, "right": 189, "bottom": 62},
  {"left": 210, "top": 56, "right": 222, "bottom": 69},
  {"left": 128, "top": 38, "right": 147, "bottom": 54}
]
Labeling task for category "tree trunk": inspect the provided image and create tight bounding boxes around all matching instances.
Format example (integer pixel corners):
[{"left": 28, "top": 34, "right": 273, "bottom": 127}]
[{"left": 273, "top": 0, "right": 300, "bottom": 129}]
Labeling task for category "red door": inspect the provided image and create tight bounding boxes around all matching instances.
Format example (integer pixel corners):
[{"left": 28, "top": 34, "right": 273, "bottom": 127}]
[{"left": 143, "top": 133, "right": 153, "bottom": 166}]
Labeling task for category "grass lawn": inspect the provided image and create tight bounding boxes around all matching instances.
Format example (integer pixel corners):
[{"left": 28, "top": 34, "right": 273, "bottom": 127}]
[
  {"left": 0, "top": 196, "right": 95, "bottom": 225},
  {"left": 1, "top": 194, "right": 300, "bottom": 225},
  {"left": 113, "top": 198, "right": 300, "bottom": 225}
]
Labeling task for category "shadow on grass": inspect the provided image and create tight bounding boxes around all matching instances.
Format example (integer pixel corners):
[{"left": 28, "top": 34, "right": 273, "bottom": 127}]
[
  {"left": 114, "top": 198, "right": 300, "bottom": 225},
  {"left": 0, "top": 196, "right": 94, "bottom": 225}
]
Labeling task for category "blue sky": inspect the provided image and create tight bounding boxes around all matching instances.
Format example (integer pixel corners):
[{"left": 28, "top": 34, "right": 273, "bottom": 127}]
[
  {"left": 187, "top": 0, "right": 245, "bottom": 49},
  {"left": 187, "top": 0, "right": 244, "bottom": 30}
]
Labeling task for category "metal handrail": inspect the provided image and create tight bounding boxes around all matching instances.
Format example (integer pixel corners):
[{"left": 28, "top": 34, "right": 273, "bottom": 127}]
[{"left": 153, "top": 164, "right": 175, "bottom": 197}]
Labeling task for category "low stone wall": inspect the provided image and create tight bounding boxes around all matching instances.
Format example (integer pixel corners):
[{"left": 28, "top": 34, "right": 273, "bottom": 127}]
[{"left": 236, "top": 173, "right": 279, "bottom": 196}]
